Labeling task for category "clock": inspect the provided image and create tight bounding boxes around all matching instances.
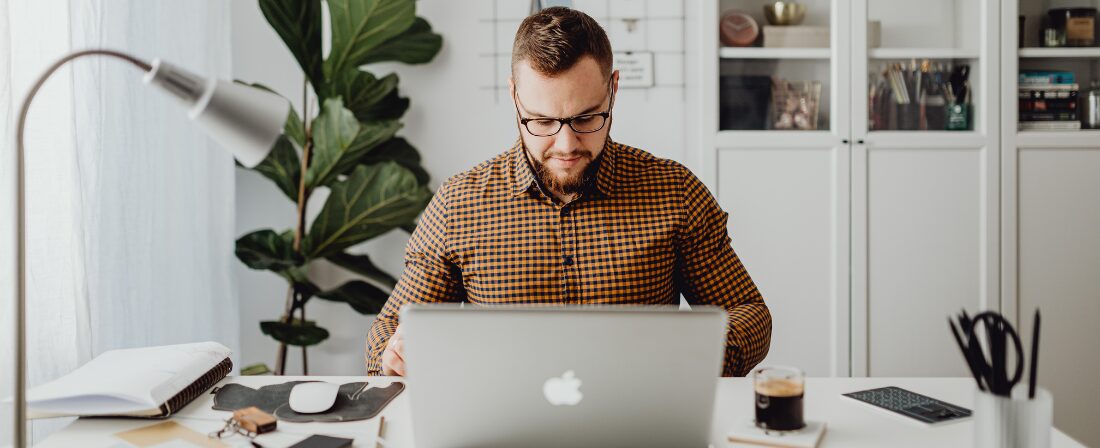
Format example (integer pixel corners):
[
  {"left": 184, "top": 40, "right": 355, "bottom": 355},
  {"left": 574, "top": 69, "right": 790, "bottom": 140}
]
[{"left": 720, "top": 10, "right": 760, "bottom": 47}]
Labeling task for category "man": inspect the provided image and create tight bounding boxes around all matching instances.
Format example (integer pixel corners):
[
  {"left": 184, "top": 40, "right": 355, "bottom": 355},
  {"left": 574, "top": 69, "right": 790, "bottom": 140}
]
[{"left": 365, "top": 7, "right": 771, "bottom": 377}]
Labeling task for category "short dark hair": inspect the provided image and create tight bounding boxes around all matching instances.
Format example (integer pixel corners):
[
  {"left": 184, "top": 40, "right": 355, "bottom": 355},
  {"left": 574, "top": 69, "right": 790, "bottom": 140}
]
[{"left": 511, "top": 7, "right": 613, "bottom": 81}]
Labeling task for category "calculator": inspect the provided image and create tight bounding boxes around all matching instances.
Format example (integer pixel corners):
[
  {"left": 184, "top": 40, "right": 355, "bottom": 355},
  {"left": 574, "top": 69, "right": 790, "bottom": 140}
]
[{"left": 842, "top": 386, "right": 972, "bottom": 425}]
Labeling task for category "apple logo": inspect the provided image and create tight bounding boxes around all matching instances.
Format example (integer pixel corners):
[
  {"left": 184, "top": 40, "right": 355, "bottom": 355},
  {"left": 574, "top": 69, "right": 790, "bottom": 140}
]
[{"left": 543, "top": 370, "right": 583, "bottom": 406}]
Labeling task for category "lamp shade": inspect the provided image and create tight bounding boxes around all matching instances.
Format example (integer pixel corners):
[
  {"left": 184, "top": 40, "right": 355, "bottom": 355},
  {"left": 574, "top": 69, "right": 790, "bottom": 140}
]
[{"left": 143, "top": 59, "right": 287, "bottom": 167}]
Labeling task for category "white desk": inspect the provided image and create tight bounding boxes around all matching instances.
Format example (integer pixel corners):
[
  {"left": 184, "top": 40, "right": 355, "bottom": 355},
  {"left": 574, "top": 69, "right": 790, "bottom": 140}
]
[{"left": 37, "top": 376, "right": 1085, "bottom": 447}]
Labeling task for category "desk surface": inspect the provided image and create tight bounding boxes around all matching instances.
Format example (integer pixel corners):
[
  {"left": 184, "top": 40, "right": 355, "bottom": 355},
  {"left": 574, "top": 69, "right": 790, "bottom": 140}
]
[{"left": 37, "top": 376, "right": 1085, "bottom": 448}]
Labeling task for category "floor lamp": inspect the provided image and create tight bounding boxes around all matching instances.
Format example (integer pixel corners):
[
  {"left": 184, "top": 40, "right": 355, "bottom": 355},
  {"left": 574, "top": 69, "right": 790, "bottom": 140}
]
[{"left": 12, "top": 49, "right": 289, "bottom": 447}]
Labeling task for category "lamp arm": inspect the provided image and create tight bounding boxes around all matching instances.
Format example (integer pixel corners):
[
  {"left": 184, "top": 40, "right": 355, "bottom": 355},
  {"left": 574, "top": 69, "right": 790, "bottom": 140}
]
[{"left": 13, "top": 49, "right": 151, "bottom": 448}]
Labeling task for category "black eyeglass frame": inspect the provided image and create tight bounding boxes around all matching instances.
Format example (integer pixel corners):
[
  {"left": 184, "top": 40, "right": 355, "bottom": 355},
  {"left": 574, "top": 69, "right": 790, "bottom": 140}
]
[{"left": 512, "top": 78, "right": 616, "bottom": 137}]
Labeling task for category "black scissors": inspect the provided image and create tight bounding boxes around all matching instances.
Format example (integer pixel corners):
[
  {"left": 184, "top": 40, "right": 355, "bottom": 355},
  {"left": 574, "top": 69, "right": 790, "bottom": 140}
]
[{"left": 967, "top": 311, "right": 1024, "bottom": 396}]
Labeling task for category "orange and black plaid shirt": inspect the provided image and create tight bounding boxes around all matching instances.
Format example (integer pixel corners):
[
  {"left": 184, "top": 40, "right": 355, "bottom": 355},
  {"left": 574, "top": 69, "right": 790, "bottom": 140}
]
[{"left": 365, "top": 139, "right": 771, "bottom": 376}]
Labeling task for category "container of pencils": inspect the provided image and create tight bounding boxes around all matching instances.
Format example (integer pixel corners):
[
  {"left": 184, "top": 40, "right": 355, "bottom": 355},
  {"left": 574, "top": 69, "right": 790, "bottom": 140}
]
[{"left": 973, "top": 386, "right": 1052, "bottom": 448}]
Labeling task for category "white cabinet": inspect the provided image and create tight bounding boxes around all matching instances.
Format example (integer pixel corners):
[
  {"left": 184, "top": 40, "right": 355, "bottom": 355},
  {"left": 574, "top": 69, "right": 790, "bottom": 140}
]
[
  {"left": 689, "top": 0, "right": 1099, "bottom": 443},
  {"left": 1000, "top": 2, "right": 1100, "bottom": 445},
  {"left": 694, "top": 0, "right": 999, "bottom": 377}
]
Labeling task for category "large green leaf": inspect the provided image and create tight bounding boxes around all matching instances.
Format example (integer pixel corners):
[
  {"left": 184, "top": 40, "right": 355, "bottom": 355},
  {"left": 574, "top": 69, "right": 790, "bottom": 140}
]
[
  {"left": 326, "top": 252, "right": 398, "bottom": 288},
  {"left": 253, "top": 135, "right": 302, "bottom": 201},
  {"left": 235, "top": 229, "right": 301, "bottom": 272},
  {"left": 303, "top": 161, "right": 431, "bottom": 258},
  {"left": 315, "top": 280, "right": 390, "bottom": 314},
  {"left": 260, "top": 319, "right": 329, "bottom": 346},
  {"left": 305, "top": 98, "right": 358, "bottom": 189},
  {"left": 305, "top": 98, "right": 402, "bottom": 189},
  {"left": 356, "top": 89, "right": 409, "bottom": 121},
  {"left": 325, "top": 0, "right": 415, "bottom": 77},
  {"left": 358, "top": 137, "right": 430, "bottom": 185},
  {"left": 323, "top": 69, "right": 408, "bottom": 122},
  {"left": 361, "top": 17, "right": 443, "bottom": 65},
  {"left": 259, "top": 0, "right": 325, "bottom": 89}
]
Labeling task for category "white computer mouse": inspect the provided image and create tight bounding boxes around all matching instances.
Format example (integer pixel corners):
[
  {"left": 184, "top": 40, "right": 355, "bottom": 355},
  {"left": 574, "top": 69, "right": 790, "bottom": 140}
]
[{"left": 288, "top": 381, "right": 340, "bottom": 414}]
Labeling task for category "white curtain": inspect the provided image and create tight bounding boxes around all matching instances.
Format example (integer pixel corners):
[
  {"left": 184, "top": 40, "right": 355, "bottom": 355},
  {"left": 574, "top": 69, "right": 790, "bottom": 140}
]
[{"left": 0, "top": 0, "right": 239, "bottom": 443}]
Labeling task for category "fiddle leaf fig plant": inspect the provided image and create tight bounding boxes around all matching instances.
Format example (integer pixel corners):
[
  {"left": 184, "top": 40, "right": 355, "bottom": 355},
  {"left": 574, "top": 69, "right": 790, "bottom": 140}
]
[{"left": 234, "top": 0, "right": 441, "bottom": 375}]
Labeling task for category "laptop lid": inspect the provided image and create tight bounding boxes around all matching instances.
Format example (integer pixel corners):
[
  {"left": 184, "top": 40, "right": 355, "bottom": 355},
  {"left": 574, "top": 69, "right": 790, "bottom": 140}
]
[{"left": 400, "top": 305, "right": 727, "bottom": 448}]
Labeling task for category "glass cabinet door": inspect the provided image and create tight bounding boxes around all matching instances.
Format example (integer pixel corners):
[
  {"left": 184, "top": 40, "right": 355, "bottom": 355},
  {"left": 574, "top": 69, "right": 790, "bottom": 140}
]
[
  {"left": 857, "top": 0, "right": 986, "bottom": 133},
  {"left": 716, "top": 0, "right": 839, "bottom": 133},
  {"left": 1016, "top": 0, "right": 1100, "bottom": 133}
]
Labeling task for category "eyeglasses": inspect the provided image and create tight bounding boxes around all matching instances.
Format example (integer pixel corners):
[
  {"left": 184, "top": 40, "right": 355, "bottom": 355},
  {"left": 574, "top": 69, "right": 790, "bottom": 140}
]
[{"left": 513, "top": 80, "right": 614, "bottom": 137}]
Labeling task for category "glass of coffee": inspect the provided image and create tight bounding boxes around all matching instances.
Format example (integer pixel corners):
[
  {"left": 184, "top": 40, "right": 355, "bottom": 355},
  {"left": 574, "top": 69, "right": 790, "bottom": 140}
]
[{"left": 753, "top": 365, "right": 805, "bottom": 432}]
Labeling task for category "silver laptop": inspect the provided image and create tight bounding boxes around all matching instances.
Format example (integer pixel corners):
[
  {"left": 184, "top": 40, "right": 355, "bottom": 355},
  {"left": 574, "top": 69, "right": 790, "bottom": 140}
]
[{"left": 400, "top": 304, "right": 727, "bottom": 448}]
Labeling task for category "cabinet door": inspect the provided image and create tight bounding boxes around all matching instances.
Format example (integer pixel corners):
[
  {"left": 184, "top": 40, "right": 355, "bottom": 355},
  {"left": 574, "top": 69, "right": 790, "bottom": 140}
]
[
  {"left": 1012, "top": 146, "right": 1100, "bottom": 447},
  {"left": 852, "top": 0, "right": 994, "bottom": 135},
  {"left": 849, "top": 0, "right": 1000, "bottom": 377},
  {"left": 717, "top": 145, "right": 849, "bottom": 377},
  {"left": 851, "top": 140, "right": 999, "bottom": 377}
]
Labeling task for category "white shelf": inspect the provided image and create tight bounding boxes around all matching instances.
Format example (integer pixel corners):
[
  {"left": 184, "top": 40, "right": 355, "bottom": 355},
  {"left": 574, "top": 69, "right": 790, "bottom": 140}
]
[
  {"left": 719, "top": 47, "right": 830, "bottom": 60},
  {"left": 1018, "top": 48, "right": 1100, "bottom": 58},
  {"left": 865, "top": 130, "right": 986, "bottom": 148},
  {"left": 715, "top": 130, "right": 837, "bottom": 148},
  {"left": 1016, "top": 130, "right": 1100, "bottom": 148},
  {"left": 868, "top": 48, "right": 980, "bottom": 59}
]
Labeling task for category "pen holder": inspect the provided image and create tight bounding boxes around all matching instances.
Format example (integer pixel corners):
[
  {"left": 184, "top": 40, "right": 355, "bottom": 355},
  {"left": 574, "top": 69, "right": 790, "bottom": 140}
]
[{"left": 973, "top": 386, "right": 1052, "bottom": 448}]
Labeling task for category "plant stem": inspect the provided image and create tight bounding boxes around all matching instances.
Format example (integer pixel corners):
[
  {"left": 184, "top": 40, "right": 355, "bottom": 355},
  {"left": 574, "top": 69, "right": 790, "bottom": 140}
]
[
  {"left": 300, "top": 300, "right": 309, "bottom": 375},
  {"left": 295, "top": 80, "right": 315, "bottom": 377},
  {"left": 276, "top": 79, "right": 315, "bottom": 376},
  {"left": 274, "top": 285, "right": 293, "bottom": 375}
]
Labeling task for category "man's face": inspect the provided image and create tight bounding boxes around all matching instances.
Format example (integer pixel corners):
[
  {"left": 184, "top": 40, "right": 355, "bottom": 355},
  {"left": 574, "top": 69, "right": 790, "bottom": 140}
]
[{"left": 510, "top": 57, "right": 618, "bottom": 196}]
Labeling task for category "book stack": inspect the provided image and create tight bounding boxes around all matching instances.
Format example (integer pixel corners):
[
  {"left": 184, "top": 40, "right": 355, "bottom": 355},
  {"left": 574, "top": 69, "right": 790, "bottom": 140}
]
[{"left": 1019, "top": 71, "right": 1080, "bottom": 131}]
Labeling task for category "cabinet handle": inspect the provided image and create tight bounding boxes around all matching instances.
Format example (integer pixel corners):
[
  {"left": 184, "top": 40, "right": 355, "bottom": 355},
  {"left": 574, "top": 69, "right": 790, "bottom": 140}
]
[
  {"left": 842, "top": 139, "right": 850, "bottom": 144},
  {"left": 857, "top": 139, "right": 865, "bottom": 144}
]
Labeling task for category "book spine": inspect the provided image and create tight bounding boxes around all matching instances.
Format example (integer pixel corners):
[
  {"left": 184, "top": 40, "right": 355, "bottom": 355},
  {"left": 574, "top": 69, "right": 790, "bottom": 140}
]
[
  {"left": 1019, "top": 71, "right": 1076, "bottom": 84},
  {"left": 1018, "top": 83, "right": 1080, "bottom": 91},
  {"left": 1019, "top": 112, "right": 1079, "bottom": 121},
  {"left": 1018, "top": 121, "right": 1082, "bottom": 130},
  {"left": 1018, "top": 90, "right": 1080, "bottom": 99},
  {"left": 153, "top": 357, "right": 233, "bottom": 418},
  {"left": 1019, "top": 99, "right": 1078, "bottom": 111}
]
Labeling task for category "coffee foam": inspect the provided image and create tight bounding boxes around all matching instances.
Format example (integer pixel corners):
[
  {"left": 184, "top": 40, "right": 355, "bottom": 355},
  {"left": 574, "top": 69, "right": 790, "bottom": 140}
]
[{"left": 755, "top": 378, "right": 804, "bottom": 397}]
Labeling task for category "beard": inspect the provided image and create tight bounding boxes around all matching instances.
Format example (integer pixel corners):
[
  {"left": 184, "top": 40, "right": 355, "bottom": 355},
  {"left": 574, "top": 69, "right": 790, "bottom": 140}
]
[{"left": 527, "top": 147, "right": 601, "bottom": 196}]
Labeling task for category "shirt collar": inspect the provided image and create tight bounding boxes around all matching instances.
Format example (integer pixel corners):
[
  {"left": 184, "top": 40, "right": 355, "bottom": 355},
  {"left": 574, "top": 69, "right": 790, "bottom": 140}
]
[{"left": 510, "top": 137, "right": 617, "bottom": 199}]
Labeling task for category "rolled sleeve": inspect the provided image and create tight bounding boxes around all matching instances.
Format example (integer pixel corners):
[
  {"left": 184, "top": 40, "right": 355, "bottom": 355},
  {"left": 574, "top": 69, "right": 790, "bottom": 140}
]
[
  {"left": 674, "top": 167, "right": 772, "bottom": 377},
  {"left": 364, "top": 182, "right": 464, "bottom": 375}
]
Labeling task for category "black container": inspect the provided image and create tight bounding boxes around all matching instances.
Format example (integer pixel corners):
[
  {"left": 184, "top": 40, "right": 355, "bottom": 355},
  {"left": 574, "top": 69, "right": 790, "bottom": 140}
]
[
  {"left": 1049, "top": 8, "right": 1097, "bottom": 47},
  {"left": 719, "top": 75, "right": 772, "bottom": 130}
]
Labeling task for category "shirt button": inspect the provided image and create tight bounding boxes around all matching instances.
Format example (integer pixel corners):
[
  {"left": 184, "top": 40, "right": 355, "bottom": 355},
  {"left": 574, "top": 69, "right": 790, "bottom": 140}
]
[{"left": 562, "top": 255, "right": 574, "bottom": 266}]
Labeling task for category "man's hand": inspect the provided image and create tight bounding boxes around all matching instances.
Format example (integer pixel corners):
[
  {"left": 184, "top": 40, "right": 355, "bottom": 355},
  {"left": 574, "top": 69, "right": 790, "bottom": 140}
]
[{"left": 381, "top": 325, "right": 406, "bottom": 376}]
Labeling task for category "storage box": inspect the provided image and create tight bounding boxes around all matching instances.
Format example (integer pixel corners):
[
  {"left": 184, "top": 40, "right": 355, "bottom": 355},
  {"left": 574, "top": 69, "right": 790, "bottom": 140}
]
[{"left": 763, "top": 26, "right": 830, "bottom": 48}]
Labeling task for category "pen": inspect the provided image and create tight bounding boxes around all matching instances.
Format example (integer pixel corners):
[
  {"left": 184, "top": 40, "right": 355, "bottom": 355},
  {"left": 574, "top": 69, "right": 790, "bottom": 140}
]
[
  {"left": 1029, "top": 310, "right": 1041, "bottom": 399},
  {"left": 375, "top": 415, "right": 386, "bottom": 448}
]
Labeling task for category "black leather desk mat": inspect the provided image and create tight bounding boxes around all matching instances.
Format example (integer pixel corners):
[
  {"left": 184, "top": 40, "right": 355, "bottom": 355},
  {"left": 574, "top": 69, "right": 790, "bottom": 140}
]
[{"left": 211, "top": 381, "right": 403, "bottom": 423}]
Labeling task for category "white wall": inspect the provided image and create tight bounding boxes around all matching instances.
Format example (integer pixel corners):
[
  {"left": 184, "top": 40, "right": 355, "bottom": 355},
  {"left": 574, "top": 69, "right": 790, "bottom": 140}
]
[{"left": 230, "top": 0, "right": 695, "bottom": 375}]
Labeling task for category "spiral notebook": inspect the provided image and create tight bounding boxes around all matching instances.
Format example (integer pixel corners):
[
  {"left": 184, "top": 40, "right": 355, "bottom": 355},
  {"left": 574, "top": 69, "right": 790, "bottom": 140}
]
[{"left": 23, "top": 341, "right": 233, "bottom": 419}]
